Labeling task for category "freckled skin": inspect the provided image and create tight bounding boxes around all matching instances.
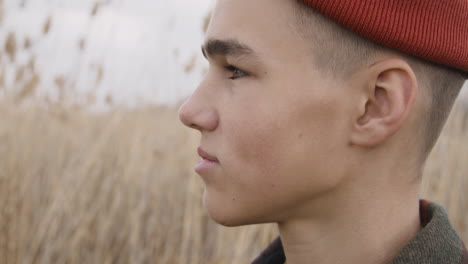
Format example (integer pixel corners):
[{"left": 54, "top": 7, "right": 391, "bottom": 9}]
[{"left": 179, "top": 0, "right": 358, "bottom": 226}]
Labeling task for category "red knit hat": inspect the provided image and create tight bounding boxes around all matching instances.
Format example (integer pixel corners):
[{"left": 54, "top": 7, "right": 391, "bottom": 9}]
[{"left": 300, "top": 0, "right": 468, "bottom": 76}]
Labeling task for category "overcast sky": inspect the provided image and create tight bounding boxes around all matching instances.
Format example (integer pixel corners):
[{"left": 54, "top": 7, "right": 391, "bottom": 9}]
[
  {"left": 1, "top": 0, "right": 213, "bottom": 107},
  {"left": 1, "top": 0, "right": 466, "bottom": 108}
]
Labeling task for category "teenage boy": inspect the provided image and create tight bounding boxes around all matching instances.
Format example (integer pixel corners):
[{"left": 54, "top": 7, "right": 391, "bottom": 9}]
[{"left": 179, "top": 0, "right": 468, "bottom": 263}]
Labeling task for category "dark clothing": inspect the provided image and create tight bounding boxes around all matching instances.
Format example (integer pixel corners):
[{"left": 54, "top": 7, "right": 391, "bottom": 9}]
[{"left": 252, "top": 200, "right": 468, "bottom": 264}]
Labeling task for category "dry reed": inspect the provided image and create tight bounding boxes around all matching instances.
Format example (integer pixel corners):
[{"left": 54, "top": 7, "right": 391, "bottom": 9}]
[
  {"left": 0, "top": 99, "right": 466, "bottom": 263},
  {"left": 0, "top": 102, "right": 277, "bottom": 264},
  {"left": 0, "top": 1, "right": 466, "bottom": 261}
]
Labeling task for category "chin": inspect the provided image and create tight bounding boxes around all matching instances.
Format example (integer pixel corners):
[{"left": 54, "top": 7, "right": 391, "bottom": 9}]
[
  {"left": 204, "top": 201, "right": 244, "bottom": 227},
  {"left": 208, "top": 210, "right": 264, "bottom": 227},
  {"left": 203, "top": 192, "right": 260, "bottom": 227},
  {"left": 210, "top": 215, "right": 244, "bottom": 227}
]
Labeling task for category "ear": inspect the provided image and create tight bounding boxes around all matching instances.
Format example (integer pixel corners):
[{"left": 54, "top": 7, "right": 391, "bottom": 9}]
[{"left": 350, "top": 58, "right": 418, "bottom": 147}]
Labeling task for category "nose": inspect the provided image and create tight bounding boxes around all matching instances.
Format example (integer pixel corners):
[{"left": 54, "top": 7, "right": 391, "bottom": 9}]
[{"left": 178, "top": 85, "right": 219, "bottom": 132}]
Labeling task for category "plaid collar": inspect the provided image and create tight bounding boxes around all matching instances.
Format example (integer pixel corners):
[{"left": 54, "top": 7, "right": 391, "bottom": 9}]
[{"left": 252, "top": 200, "right": 468, "bottom": 264}]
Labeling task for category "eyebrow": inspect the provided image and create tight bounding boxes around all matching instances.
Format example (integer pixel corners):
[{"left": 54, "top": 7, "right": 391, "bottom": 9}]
[{"left": 201, "top": 38, "right": 258, "bottom": 60}]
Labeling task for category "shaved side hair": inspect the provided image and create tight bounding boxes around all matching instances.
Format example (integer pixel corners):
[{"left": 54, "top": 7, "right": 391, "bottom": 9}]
[{"left": 292, "top": 1, "right": 466, "bottom": 159}]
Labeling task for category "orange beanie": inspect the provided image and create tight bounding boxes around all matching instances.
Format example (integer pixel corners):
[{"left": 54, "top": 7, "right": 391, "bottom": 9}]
[{"left": 300, "top": 0, "right": 468, "bottom": 75}]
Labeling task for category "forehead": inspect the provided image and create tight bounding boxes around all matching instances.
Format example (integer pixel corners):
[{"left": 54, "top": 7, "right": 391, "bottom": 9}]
[{"left": 206, "top": 0, "right": 311, "bottom": 62}]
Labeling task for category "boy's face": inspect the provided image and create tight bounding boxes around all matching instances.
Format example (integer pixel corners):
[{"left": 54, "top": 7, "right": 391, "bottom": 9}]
[{"left": 179, "top": 0, "right": 357, "bottom": 226}]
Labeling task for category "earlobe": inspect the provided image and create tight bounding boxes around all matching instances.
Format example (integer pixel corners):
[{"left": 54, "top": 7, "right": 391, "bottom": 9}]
[{"left": 350, "top": 59, "right": 418, "bottom": 147}]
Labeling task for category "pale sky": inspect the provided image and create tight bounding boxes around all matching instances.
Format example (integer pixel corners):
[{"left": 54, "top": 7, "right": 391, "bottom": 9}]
[
  {"left": 1, "top": 0, "right": 213, "bottom": 107},
  {"left": 1, "top": 0, "right": 466, "bottom": 108}
]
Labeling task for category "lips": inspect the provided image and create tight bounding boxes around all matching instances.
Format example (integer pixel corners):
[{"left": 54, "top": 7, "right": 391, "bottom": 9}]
[
  {"left": 197, "top": 147, "right": 219, "bottom": 162},
  {"left": 195, "top": 147, "right": 219, "bottom": 176},
  {"left": 195, "top": 147, "right": 219, "bottom": 174}
]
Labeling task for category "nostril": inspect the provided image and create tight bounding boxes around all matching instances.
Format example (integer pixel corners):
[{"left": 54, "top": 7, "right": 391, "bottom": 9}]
[
  {"left": 189, "top": 123, "right": 201, "bottom": 130},
  {"left": 178, "top": 108, "right": 201, "bottom": 130}
]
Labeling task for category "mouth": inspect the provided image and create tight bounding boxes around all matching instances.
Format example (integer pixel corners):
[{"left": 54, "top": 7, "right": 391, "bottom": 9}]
[{"left": 195, "top": 147, "right": 219, "bottom": 173}]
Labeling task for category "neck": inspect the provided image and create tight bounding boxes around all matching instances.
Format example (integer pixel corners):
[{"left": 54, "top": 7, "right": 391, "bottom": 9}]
[{"left": 278, "top": 172, "right": 422, "bottom": 264}]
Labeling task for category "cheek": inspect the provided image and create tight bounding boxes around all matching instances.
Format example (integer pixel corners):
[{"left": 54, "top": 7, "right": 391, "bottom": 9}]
[
  {"left": 222, "top": 97, "right": 347, "bottom": 189},
  {"left": 204, "top": 78, "right": 351, "bottom": 223},
  {"left": 218, "top": 110, "right": 312, "bottom": 213},
  {"left": 224, "top": 111, "right": 284, "bottom": 177},
  {"left": 203, "top": 120, "right": 284, "bottom": 225}
]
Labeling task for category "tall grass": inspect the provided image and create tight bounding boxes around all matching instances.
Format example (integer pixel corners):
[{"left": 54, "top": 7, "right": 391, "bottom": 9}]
[
  {"left": 422, "top": 104, "right": 468, "bottom": 237},
  {"left": 0, "top": 100, "right": 466, "bottom": 263},
  {"left": 0, "top": 1, "right": 466, "bottom": 262},
  {"left": 0, "top": 102, "right": 278, "bottom": 263}
]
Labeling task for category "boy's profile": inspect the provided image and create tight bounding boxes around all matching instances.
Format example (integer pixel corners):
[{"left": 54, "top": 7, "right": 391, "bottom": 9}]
[{"left": 178, "top": 0, "right": 468, "bottom": 263}]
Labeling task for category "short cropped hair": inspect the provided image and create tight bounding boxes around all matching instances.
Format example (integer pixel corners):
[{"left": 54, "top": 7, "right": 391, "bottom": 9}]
[{"left": 293, "top": 1, "right": 466, "bottom": 159}]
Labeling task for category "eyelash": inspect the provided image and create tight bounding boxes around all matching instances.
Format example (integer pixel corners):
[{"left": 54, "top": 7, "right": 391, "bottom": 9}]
[{"left": 224, "top": 65, "right": 248, "bottom": 80}]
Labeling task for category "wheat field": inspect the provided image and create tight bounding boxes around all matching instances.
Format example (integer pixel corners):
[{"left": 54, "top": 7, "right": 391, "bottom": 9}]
[{"left": 0, "top": 98, "right": 466, "bottom": 264}]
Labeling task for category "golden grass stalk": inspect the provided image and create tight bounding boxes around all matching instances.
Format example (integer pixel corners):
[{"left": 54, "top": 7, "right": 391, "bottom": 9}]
[{"left": 0, "top": 101, "right": 465, "bottom": 263}]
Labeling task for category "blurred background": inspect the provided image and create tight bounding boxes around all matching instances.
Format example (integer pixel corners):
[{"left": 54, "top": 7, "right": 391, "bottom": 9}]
[
  {"left": 0, "top": 0, "right": 467, "bottom": 263},
  {"left": 0, "top": 0, "right": 211, "bottom": 107}
]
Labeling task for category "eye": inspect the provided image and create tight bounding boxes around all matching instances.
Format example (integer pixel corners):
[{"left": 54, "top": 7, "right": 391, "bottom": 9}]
[{"left": 225, "top": 65, "right": 248, "bottom": 80}]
